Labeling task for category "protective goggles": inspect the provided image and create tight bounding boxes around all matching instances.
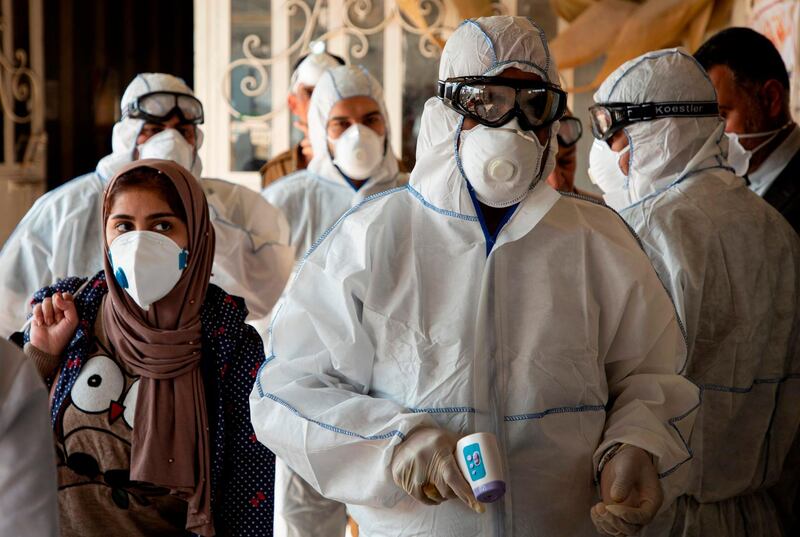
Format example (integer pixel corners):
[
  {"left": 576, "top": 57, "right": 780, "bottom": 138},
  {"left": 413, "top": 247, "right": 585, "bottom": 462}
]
[
  {"left": 589, "top": 101, "right": 719, "bottom": 141},
  {"left": 124, "top": 91, "right": 204, "bottom": 124},
  {"left": 438, "top": 76, "right": 567, "bottom": 130},
  {"left": 557, "top": 116, "right": 583, "bottom": 148}
]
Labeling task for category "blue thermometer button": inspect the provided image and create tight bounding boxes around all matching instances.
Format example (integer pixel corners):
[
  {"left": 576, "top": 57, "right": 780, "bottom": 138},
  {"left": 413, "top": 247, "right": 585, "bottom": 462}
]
[{"left": 462, "top": 443, "right": 486, "bottom": 482}]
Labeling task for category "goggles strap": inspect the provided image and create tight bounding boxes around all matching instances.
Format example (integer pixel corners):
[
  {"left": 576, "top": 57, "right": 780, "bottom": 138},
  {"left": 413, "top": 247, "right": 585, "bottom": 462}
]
[{"left": 625, "top": 101, "right": 719, "bottom": 121}]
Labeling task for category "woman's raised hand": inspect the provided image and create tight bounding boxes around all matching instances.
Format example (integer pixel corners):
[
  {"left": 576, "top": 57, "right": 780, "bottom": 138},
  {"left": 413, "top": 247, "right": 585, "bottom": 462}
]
[{"left": 30, "top": 292, "right": 79, "bottom": 357}]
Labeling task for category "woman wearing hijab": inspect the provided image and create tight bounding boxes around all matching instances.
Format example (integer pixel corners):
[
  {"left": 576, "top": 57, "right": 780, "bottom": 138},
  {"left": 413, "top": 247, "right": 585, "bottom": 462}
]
[{"left": 21, "top": 159, "right": 274, "bottom": 537}]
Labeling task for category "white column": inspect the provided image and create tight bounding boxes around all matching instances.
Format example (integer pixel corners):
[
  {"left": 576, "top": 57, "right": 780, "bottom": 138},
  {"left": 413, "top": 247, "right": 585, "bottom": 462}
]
[
  {"left": 28, "top": 0, "right": 45, "bottom": 179},
  {"left": 383, "top": 0, "right": 404, "bottom": 158},
  {"left": 194, "top": 0, "right": 232, "bottom": 181},
  {"left": 327, "top": 0, "right": 348, "bottom": 60},
  {"left": 270, "top": 0, "right": 291, "bottom": 158}
]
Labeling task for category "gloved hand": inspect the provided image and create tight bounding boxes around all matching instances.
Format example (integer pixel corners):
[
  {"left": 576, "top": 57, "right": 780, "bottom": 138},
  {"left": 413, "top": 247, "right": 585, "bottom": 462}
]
[
  {"left": 591, "top": 444, "right": 663, "bottom": 536},
  {"left": 390, "top": 427, "right": 484, "bottom": 513}
]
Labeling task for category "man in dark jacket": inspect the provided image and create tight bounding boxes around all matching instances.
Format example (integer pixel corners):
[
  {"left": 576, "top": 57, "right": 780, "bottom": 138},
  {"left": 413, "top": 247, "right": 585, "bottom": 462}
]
[{"left": 696, "top": 27, "right": 800, "bottom": 233}]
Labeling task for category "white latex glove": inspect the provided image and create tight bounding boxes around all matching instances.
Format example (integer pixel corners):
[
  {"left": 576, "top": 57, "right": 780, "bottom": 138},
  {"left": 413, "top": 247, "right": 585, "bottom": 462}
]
[
  {"left": 591, "top": 444, "right": 663, "bottom": 536},
  {"left": 390, "top": 427, "right": 484, "bottom": 513}
]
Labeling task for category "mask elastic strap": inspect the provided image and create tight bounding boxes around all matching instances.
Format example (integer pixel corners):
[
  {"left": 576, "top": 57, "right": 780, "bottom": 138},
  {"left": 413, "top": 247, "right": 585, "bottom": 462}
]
[
  {"left": 745, "top": 120, "right": 794, "bottom": 155},
  {"left": 734, "top": 120, "right": 793, "bottom": 140}
]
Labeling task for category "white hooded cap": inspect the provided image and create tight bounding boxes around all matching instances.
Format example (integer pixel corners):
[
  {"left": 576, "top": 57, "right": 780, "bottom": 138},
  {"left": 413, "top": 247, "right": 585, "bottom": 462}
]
[
  {"left": 291, "top": 52, "right": 344, "bottom": 93},
  {"left": 593, "top": 49, "right": 727, "bottom": 209},
  {"left": 417, "top": 16, "right": 560, "bottom": 184},
  {"left": 97, "top": 73, "right": 204, "bottom": 181},
  {"left": 306, "top": 64, "right": 398, "bottom": 188}
]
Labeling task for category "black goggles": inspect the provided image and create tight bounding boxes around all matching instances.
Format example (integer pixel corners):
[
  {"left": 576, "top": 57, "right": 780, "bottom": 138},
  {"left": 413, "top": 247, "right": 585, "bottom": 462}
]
[
  {"left": 557, "top": 116, "right": 583, "bottom": 148},
  {"left": 438, "top": 76, "right": 567, "bottom": 131},
  {"left": 589, "top": 101, "right": 719, "bottom": 141},
  {"left": 124, "top": 91, "right": 205, "bottom": 125}
]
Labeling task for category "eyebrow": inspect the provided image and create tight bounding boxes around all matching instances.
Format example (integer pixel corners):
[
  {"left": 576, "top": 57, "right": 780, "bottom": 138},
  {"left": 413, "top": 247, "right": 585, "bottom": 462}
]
[
  {"left": 146, "top": 212, "right": 178, "bottom": 220},
  {"left": 108, "top": 212, "right": 177, "bottom": 220},
  {"left": 328, "top": 110, "right": 382, "bottom": 124}
]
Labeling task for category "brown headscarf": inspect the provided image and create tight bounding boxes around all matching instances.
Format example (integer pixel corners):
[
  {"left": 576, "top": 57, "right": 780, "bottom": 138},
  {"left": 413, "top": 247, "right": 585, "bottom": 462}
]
[{"left": 102, "top": 159, "right": 216, "bottom": 536}]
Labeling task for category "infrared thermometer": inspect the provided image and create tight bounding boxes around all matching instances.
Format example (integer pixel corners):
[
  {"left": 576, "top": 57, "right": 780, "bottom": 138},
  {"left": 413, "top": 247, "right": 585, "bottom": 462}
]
[{"left": 456, "top": 432, "right": 506, "bottom": 503}]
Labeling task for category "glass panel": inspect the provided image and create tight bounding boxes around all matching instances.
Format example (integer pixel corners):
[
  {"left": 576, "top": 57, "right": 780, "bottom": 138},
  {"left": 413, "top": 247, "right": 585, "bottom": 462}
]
[
  {"left": 343, "top": 0, "right": 384, "bottom": 83},
  {"left": 230, "top": 0, "right": 271, "bottom": 172},
  {"left": 9, "top": 0, "right": 33, "bottom": 163},
  {"left": 400, "top": 12, "right": 442, "bottom": 171},
  {"left": 1, "top": 0, "right": 39, "bottom": 169}
]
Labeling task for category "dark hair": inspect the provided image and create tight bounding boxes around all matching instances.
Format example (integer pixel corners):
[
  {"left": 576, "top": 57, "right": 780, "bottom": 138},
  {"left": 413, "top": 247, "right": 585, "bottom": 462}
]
[
  {"left": 104, "top": 166, "right": 187, "bottom": 223},
  {"left": 695, "top": 27, "right": 790, "bottom": 90},
  {"left": 292, "top": 51, "right": 346, "bottom": 72}
]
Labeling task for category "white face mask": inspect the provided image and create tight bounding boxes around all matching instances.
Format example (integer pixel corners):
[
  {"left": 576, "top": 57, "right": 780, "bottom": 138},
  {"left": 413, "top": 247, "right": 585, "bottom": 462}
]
[
  {"left": 458, "top": 119, "right": 546, "bottom": 208},
  {"left": 137, "top": 128, "right": 199, "bottom": 176},
  {"left": 725, "top": 122, "right": 791, "bottom": 176},
  {"left": 330, "top": 124, "right": 386, "bottom": 180},
  {"left": 588, "top": 138, "right": 630, "bottom": 193},
  {"left": 108, "top": 231, "right": 188, "bottom": 311}
]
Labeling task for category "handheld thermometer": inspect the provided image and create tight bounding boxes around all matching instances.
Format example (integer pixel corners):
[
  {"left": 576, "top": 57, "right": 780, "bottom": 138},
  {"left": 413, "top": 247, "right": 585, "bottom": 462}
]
[{"left": 456, "top": 432, "right": 506, "bottom": 503}]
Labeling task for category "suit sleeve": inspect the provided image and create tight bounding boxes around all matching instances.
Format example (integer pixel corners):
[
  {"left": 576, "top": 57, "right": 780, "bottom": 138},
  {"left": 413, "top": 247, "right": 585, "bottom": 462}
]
[
  {"left": 0, "top": 203, "right": 57, "bottom": 337},
  {"left": 595, "top": 252, "right": 700, "bottom": 508},
  {"left": 249, "top": 215, "right": 435, "bottom": 508}
]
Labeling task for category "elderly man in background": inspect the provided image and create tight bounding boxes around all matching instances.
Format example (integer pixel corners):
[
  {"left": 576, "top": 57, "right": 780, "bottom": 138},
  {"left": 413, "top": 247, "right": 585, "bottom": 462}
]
[{"left": 260, "top": 51, "right": 346, "bottom": 187}]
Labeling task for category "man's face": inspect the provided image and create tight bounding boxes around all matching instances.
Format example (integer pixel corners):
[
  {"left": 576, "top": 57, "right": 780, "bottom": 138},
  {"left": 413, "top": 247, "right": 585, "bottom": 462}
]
[
  {"left": 326, "top": 96, "right": 386, "bottom": 154},
  {"left": 136, "top": 115, "right": 197, "bottom": 147},
  {"left": 460, "top": 68, "right": 551, "bottom": 147},
  {"left": 288, "top": 84, "right": 314, "bottom": 125},
  {"left": 546, "top": 141, "right": 577, "bottom": 192},
  {"left": 707, "top": 65, "right": 770, "bottom": 150}
]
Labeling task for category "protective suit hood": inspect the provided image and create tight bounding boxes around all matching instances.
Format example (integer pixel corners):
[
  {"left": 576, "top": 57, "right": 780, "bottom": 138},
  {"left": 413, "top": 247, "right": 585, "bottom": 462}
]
[
  {"left": 306, "top": 65, "right": 398, "bottom": 190},
  {"left": 291, "top": 52, "right": 344, "bottom": 92},
  {"left": 96, "top": 73, "right": 205, "bottom": 181},
  {"left": 593, "top": 49, "right": 730, "bottom": 211},
  {"left": 415, "top": 16, "right": 560, "bottom": 208}
]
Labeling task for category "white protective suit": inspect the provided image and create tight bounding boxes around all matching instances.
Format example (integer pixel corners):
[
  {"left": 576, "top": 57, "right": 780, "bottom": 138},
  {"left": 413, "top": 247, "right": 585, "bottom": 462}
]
[
  {"left": 251, "top": 17, "right": 699, "bottom": 537},
  {"left": 593, "top": 49, "right": 800, "bottom": 536},
  {"left": 264, "top": 65, "right": 406, "bottom": 537},
  {"left": 0, "top": 339, "right": 59, "bottom": 537},
  {"left": 0, "top": 73, "right": 294, "bottom": 336},
  {"left": 263, "top": 65, "right": 406, "bottom": 259}
]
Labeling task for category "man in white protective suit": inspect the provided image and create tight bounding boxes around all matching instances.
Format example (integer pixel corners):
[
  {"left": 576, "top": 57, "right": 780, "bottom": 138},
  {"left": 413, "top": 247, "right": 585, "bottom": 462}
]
[
  {"left": 263, "top": 64, "right": 407, "bottom": 259},
  {"left": 588, "top": 48, "right": 800, "bottom": 537},
  {"left": 250, "top": 16, "right": 700, "bottom": 537},
  {"left": 260, "top": 51, "right": 345, "bottom": 187},
  {"left": 0, "top": 73, "right": 294, "bottom": 337},
  {"left": 263, "top": 64, "right": 407, "bottom": 537}
]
